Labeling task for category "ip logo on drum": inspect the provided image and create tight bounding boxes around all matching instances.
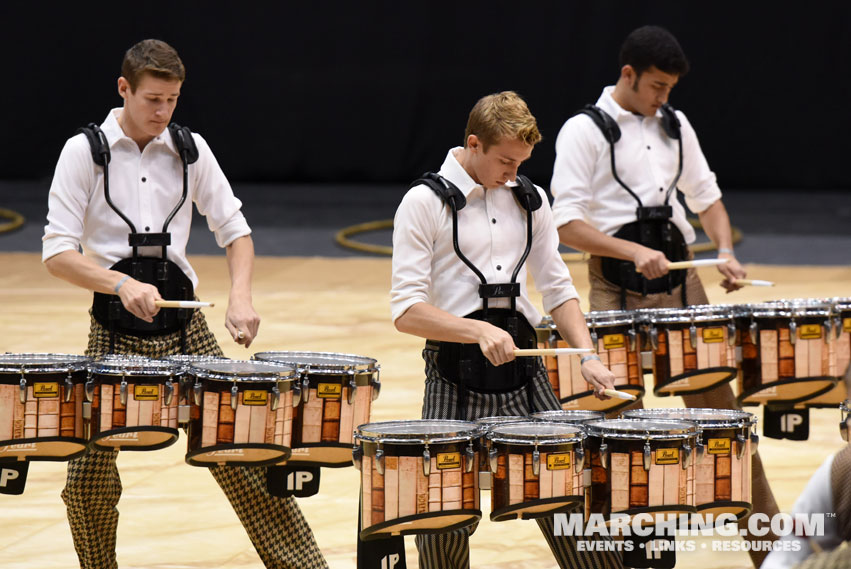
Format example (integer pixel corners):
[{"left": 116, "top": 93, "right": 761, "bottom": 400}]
[{"left": 0, "top": 463, "right": 29, "bottom": 495}]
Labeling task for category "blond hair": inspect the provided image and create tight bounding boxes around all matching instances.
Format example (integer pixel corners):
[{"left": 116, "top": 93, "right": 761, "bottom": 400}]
[
  {"left": 464, "top": 91, "right": 542, "bottom": 150},
  {"left": 121, "top": 39, "right": 185, "bottom": 92}
]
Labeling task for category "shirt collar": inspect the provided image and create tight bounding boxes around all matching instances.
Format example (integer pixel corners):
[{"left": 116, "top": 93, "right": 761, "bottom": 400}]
[
  {"left": 437, "top": 147, "right": 518, "bottom": 198},
  {"left": 100, "top": 107, "right": 181, "bottom": 157},
  {"left": 597, "top": 86, "right": 663, "bottom": 122}
]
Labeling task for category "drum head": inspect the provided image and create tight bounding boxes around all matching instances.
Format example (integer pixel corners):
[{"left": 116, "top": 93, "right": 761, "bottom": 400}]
[
  {"left": 355, "top": 419, "right": 480, "bottom": 444},
  {"left": 639, "top": 304, "right": 734, "bottom": 324},
  {"left": 253, "top": 351, "right": 377, "bottom": 374},
  {"left": 531, "top": 410, "right": 605, "bottom": 424},
  {"left": 90, "top": 355, "right": 176, "bottom": 376},
  {"left": 475, "top": 415, "right": 527, "bottom": 429},
  {"left": 586, "top": 310, "right": 636, "bottom": 327},
  {"left": 488, "top": 421, "right": 583, "bottom": 444},
  {"left": 585, "top": 418, "right": 697, "bottom": 440},
  {"left": 622, "top": 408, "right": 755, "bottom": 429},
  {"left": 189, "top": 360, "right": 296, "bottom": 381},
  {"left": 0, "top": 353, "right": 90, "bottom": 374}
]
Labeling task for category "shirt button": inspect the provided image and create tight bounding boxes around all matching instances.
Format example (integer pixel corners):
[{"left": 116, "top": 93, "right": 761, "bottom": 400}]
[
  {"left": 491, "top": 218, "right": 497, "bottom": 224},
  {"left": 659, "top": 187, "right": 664, "bottom": 192},
  {"left": 145, "top": 226, "right": 150, "bottom": 231},
  {"left": 141, "top": 177, "right": 147, "bottom": 183},
  {"left": 496, "top": 265, "right": 502, "bottom": 271},
  {"left": 646, "top": 145, "right": 651, "bottom": 150}
]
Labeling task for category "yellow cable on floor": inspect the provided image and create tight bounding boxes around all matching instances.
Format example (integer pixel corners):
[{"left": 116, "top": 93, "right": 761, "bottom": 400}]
[
  {"left": 335, "top": 217, "right": 742, "bottom": 260},
  {"left": 0, "top": 208, "right": 25, "bottom": 234}
]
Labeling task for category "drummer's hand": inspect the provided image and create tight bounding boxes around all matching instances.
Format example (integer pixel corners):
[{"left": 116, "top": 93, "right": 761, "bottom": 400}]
[
  {"left": 225, "top": 295, "right": 260, "bottom": 348},
  {"left": 116, "top": 277, "right": 161, "bottom": 323},
  {"left": 632, "top": 246, "right": 669, "bottom": 280},
  {"left": 476, "top": 322, "right": 516, "bottom": 367},
  {"left": 717, "top": 252, "right": 746, "bottom": 293},
  {"left": 580, "top": 358, "right": 615, "bottom": 400}
]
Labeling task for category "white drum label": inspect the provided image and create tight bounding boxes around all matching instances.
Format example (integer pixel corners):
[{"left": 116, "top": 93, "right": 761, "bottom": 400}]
[
  {"left": 706, "top": 438, "right": 731, "bottom": 455},
  {"left": 655, "top": 448, "right": 679, "bottom": 465},
  {"left": 547, "top": 452, "right": 571, "bottom": 470},
  {"left": 243, "top": 391, "right": 268, "bottom": 406},
  {"left": 702, "top": 328, "right": 725, "bottom": 343},
  {"left": 603, "top": 334, "right": 625, "bottom": 350},
  {"left": 33, "top": 382, "right": 59, "bottom": 398},
  {"left": 134, "top": 385, "right": 159, "bottom": 401},
  {"left": 437, "top": 452, "right": 461, "bottom": 470},
  {"left": 317, "top": 383, "right": 342, "bottom": 399},
  {"left": 798, "top": 324, "right": 823, "bottom": 340}
]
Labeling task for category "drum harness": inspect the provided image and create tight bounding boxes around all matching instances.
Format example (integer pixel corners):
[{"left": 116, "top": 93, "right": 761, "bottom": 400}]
[
  {"left": 578, "top": 103, "right": 689, "bottom": 309},
  {"left": 411, "top": 172, "right": 543, "bottom": 420},
  {"left": 79, "top": 123, "right": 199, "bottom": 354}
]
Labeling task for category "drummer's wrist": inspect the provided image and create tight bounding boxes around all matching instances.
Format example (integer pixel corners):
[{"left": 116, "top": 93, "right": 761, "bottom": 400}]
[
  {"left": 717, "top": 247, "right": 734, "bottom": 256},
  {"left": 580, "top": 354, "right": 601, "bottom": 366}
]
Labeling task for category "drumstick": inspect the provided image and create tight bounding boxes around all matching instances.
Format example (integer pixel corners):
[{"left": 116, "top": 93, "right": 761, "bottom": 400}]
[
  {"left": 513, "top": 348, "right": 593, "bottom": 357},
  {"left": 154, "top": 300, "right": 215, "bottom": 309},
  {"left": 635, "top": 258, "right": 729, "bottom": 273},
  {"left": 733, "top": 279, "right": 775, "bottom": 287},
  {"left": 603, "top": 389, "right": 637, "bottom": 401}
]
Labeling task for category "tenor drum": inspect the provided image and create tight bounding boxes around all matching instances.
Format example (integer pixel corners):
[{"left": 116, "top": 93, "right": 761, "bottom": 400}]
[
  {"left": 736, "top": 300, "right": 838, "bottom": 406},
  {"left": 803, "top": 297, "right": 851, "bottom": 408},
  {"left": 160, "top": 354, "right": 230, "bottom": 423},
  {"left": 253, "top": 351, "right": 380, "bottom": 467},
  {"left": 0, "top": 354, "right": 90, "bottom": 461},
  {"left": 185, "top": 360, "right": 297, "bottom": 466},
  {"left": 537, "top": 311, "right": 644, "bottom": 412},
  {"left": 585, "top": 419, "right": 698, "bottom": 522},
  {"left": 639, "top": 305, "right": 737, "bottom": 396},
  {"left": 622, "top": 408, "right": 756, "bottom": 519},
  {"left": 487, "top": 421, "right": 585, "bottom": 521},
  {"left": 353, "top": 420, "right": 481, "bottom": 540},
  {"left": 474, "top": 415, "right": 527, "bottom": 490},
  {"left": 86, "top": 356, "right": 180, "bottom": 451}
]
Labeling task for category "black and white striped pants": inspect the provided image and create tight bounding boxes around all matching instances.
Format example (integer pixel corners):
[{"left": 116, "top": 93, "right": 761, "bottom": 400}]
[{"left": 415, "top": 347, "right": 623, "bottom": 569}]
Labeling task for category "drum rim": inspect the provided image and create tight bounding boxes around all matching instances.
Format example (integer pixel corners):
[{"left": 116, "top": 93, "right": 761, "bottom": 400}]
[
  {"left": 89, "top": 355, "right": 177, "bottom": 376},
  {"left": 252, "top": 350, "right": 378, "bottom": 374},
  {"left": 530, "top": 410, "right": 606, "bottom": 423},
  {"left": 354, "top": 419, "right": 481, "bottom": 444},
  {"left": 0, "top": 353, "right": 91, "bottom": 373},
  {"left": 188, "top": 359, "right": 297, "bottom": 381},
  {"left": 737, "top": 299, "right": 832, "bottom": 318},
  {"left": 622, "top": 408, "right": 757, "bottom": 429},
  {"left": 585, "top": 418, "right": 698, "bottom": 440},
  {"left": 474, "top": 415, "right": 528, "bottom": 427},
  {"left": 586, "top": 309, "right": 637, "bottom": 327},
  {"left": 637, "top": 304, "right": 736, "bottom": 324},
  {"left": 486, "top": 420, "right": 584, "bottom": 444}
]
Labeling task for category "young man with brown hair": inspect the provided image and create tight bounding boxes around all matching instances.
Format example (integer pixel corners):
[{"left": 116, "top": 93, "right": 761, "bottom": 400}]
[
  {"left": 391, "top": 91, "right": 621, "bottom": 569},
  {"left": 43, "top": 39, "right": 327, "bottom": 569}
]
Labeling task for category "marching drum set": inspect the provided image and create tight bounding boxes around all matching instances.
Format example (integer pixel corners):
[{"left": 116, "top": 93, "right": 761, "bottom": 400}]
[{"left": 1, "top": 297, "right": 849, "bottom": 545}]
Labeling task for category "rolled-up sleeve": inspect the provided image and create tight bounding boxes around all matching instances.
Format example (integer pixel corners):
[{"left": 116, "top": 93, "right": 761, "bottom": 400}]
[
  {"left": 677, "top": 112, "right": 723, "bottom": 214},
  {"left": 550, "top": 115, "right": 599, "bottom": 229},
  {"left": 191, "top": 134, "right": 251, "bottom": 247},
  {"left": 390, "top": 186, "right": 439, "bottom": 323},
  {"left": 42, "top": 136, "right": 94, "bottom": 262},
  {"left": 527, "top": 187, "right": 579, "bottom": 314}
]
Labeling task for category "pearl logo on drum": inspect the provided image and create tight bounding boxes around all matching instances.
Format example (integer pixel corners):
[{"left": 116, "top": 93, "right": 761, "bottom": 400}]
[
  {"left": 436, "top": 452, "right": 461, "bottom": 470},
  {"left": 33, "top": 382, "right": 59, "bottom": 398},
  {"left": 701, "top": 328, "right": 725, "bottom": 343},
  {"left": 242, "top": 390, "right": 268, "bottom": 405},
  {"left": 655, "top": 448, "right": 679, "bottom": 465},
  {"left": 317, "top": 382, "right": 342, "bottom": 399},
  {"left": 706, "top": 438, "right": 731, "bottom": 455},
  {"left": 133, "top": 385, "right": 159, "bottom": 401},
  {"left": 547, "top": 453, "right": 571, "bottom": 470}
]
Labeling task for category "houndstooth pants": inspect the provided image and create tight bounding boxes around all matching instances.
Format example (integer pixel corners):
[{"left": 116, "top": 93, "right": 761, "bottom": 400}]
[
  {"left": 62, "top": 309, "right": 328, "bottom": 569},
  {"left": 415, "top": 347, "right": 624, "bottom": 569}
]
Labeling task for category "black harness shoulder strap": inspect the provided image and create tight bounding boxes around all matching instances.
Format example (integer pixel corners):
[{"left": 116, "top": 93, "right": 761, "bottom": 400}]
[
  {"left": 512, "top": 174, "right": 542, "bottom": 212},
  {"left": 410, "top": 172, "right": 466, "bottom": 210},
  {"left": 577, "top": 104, "right": 621, "bottom": 144},
  {"left": 167, "top": 123, "right": 200, "bottom": 165},
  {"left": 77, "top": 123, "right": 111, "bottom": 167},
  {"left": 659, "top": 103, "right": 681, "bottom": 140}
]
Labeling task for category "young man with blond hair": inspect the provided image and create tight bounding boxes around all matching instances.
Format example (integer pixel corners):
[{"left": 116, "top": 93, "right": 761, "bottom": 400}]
[
  {"left": 391, "top": 91, "right": 621, "bottom": 569},
  {"left": 43, "top": 39, "right": 327, "bottom": 569}
]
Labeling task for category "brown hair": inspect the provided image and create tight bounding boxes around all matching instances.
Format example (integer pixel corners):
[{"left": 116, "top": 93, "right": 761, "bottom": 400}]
[
  {"left": 121, "top": 39, "right": 186, "bottom": 91},
  {"left": 464, "top": 91, "right": 542, "bottom": 150}
]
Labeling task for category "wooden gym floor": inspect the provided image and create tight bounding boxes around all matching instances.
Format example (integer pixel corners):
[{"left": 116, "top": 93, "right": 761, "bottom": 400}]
[{"left": 1, "top": 252, "right": 849, "bottom": 568}]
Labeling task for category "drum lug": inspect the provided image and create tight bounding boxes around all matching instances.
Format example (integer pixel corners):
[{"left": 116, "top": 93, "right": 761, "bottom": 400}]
[
  {"left": 120, "top": 378, "right": 128, "bottom": 406},
  {"left": 375, "top": 447, "right": 385, "bottom": 475},
  {"left": 643, "top": 440, "right": 651, "bottom": 471},
  {"left": 789, "top": 320, "right": 797, "bottom": 345},
  {"left": 271, "top": 385, "right": 280, "bottom": 411},
  {"left": 532, "top": 448, "right": 541, "bottom": 477},
  {"left": 750, "top": 433, "right": 759, "bottom": 456},
  {"left": 696, "top": 440, "right": 705, "bottom": 464},
  {"left": 347, "top": 377, "right": 356, "bottom": 406},
  {"left": 352, "top": 444, "right": 362, "bottom": 471},
  {"left": 600, "top": 441, "right": 609, "bottom": 469},
  {"left": 628, "top": 328, "right": 637, "bottom": 352},
  {"left": 682, "top": 442, "right": 692, "bottom": 470},
  {"left": 422, "top": 446, "right": 431, "bottom": 477},
  {"left": 230, "top": 384, "right": 238, "bottom": 410},
  {"left": 727, "top": 321, "right": 737, "bottom": 346},
  {"left": 749, "top": 321, "right": 758, "bottom": 345},
  {"left": 371, "top": 370, "right": 381, "bottom": 401},
  {"left": 465, "top": 443, "right": 475, "bottom": 473},
  {"left": 489, "top": 447, "right": 498, "bottom": 475},
  {"left": 302, "top": 378, "right": 310, "bottom": 403},
  {"left": 649, "top": 327, "right": 659, "bottom": 351},
  {"left": 824, "top": 321, "right": 832, "bottom": 343},
  {"left": 590, "top": 328, "right": 598, "bottom": 348},
  {"left": 689, "top": 323, "right": 698, "bottom": 350},
  {"left": 19, "top": 375, "right": 27, "bottom": 404},
  {"left": 292, "top": 381, "right": 302, "bottom": 407},
  {"left": 193, "top": 382, "right": 202, "bottom": 407},
  {"left": 85, "top": 376, "right": 95, "bottom": 402},
  {"left": 164, "top": 379, "right": 174, "bottom": 406},
  {"left": 834, "top": 316, "right": 843, "bottom": 340},
  {"left": 736, "top": 432, "right": 746, "bottom": 460},
  {"left": 575, "top": 445, "right": 585, "bottom": 473},
  {"left": 65, "top": 372, "right": 74, "bottom": 403}
]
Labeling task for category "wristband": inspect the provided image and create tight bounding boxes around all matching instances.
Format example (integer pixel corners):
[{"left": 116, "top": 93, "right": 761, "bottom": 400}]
[
  {"left": 718, "top": 248, "right": 734, "bottom": 255},
  {"left": 580, "top": 354, "right": 601, "bottom": 365},
  {"left": 114, "top": 275, "right": 130, "bottom": 294}
]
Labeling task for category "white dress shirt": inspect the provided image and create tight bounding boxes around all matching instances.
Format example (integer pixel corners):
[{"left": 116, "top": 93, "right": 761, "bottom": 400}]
[
  {"left": 762, "top": 453, "right": 842, "bottom": 568},
  {"left": 391, "top": 148, "right": 580, "bottom": 327},
  {"left": 43, "top": 108, "right": 250, "bottom": 288},
  {"left": 550, "top": 86, "right": 723, "bottom": 243}
]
